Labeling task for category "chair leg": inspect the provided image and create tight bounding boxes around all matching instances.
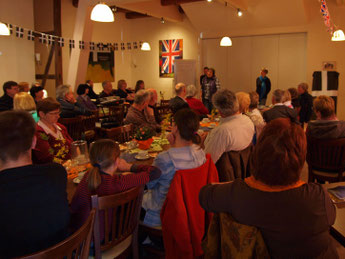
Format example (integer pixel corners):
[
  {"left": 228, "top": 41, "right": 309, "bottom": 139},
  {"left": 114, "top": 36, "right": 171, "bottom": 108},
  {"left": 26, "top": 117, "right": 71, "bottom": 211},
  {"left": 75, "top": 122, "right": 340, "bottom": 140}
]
[{"left": 132, "top": 225, "right": 139, "bottom": 259}]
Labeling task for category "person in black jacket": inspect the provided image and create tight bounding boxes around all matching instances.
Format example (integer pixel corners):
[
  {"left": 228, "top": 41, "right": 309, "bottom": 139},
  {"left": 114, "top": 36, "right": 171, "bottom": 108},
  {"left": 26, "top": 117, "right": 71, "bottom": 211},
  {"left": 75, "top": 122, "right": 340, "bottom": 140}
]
[
  {"left": 256, "top": 68, "right": 271, "bottom": 106},
  {"left": 298, "top": 82, "right": 313, "bottom": 128},
  {"left": 169, "top": 83, "right": 190, "bottom": 114},
  {"left": 85, "top": 80, "right": 99, "bottom": 99},
  {"left": 0, "top": 110, "right": 70, "bottom": 258},
  {"left": 0, "top": 81, "right": 19, "bottom": 112}
]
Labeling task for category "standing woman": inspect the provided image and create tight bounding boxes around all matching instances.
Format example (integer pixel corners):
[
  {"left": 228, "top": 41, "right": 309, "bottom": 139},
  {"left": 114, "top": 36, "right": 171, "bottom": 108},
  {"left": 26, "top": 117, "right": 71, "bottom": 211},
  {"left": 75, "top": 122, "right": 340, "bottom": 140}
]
[
  {"left": 298, "top": 82, "right": 313, "bottom": 128},
  {"left": 201, "top": 68, "right": 220, "bottom": 112},
  {"left": 256, "top": 68, "right": 271, "bottom": 106}
]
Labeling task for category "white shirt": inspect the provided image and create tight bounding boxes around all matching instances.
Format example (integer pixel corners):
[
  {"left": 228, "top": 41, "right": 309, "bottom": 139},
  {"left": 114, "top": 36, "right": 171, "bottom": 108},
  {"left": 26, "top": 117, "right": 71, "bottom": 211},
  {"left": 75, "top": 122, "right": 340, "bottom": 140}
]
[
  {"left": 204, "top": 113, "right": 255, "bottom": 163},
  {"left": 38, "top": 120, "right": 64, "bottom": 140}
]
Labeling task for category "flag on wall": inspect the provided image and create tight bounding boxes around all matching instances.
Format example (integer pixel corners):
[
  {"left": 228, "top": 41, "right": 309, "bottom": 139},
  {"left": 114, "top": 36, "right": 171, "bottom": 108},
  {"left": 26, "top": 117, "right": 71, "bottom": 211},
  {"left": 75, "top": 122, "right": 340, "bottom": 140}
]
[
  {"left": 27, "top": 30, "right": 34, "bottom": 41},
  {"left": 159, "top": 39, "right": 183, "bottom": 78},
  {"left": 16, "top": 27, "right": 24, "bottom": 38}
]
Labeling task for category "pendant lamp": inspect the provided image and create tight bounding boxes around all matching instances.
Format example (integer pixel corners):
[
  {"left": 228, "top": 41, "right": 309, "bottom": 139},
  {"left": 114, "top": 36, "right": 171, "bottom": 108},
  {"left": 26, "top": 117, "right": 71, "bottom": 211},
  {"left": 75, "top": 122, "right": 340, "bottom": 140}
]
[
  {"left": 91, "top": 3, "right": 114, "bottom": 22},
  {"left": 220, "top": 36, "right": 232, "bottom": 46},
  {"left": 0, "top": 22, "right": 10, "bottom": 36},
  {"left": 331, "top": 29, "right": 345, "bottom": 41},
  {"left": 141, "top": 42, "right": 151, "bottom": 51}
]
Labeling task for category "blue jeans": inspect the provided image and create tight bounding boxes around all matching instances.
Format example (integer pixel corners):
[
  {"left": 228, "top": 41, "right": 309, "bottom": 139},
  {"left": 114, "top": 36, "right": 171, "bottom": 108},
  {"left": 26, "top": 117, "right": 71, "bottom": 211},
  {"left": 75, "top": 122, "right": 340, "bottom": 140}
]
[{"left": 203, "top": 99, "right": 213, "bottom": 113}]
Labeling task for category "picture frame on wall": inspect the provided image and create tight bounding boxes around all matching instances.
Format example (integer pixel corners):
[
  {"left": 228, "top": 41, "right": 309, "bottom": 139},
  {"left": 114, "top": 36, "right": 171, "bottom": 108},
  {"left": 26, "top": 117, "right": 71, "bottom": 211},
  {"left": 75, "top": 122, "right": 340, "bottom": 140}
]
[
  {"left": 159, "top": 39, "right": 183, "bottom": 78},
  {"left": 322, "top": 61, "right": 336, "bottom": 71}
]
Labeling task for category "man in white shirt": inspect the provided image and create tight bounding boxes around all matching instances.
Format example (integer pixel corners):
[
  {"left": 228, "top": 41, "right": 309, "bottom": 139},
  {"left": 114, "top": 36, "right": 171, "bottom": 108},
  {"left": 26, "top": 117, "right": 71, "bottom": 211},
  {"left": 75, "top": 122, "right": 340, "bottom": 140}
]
[{"left": 204, "top": 89, "right": 254, "bottom": 163}]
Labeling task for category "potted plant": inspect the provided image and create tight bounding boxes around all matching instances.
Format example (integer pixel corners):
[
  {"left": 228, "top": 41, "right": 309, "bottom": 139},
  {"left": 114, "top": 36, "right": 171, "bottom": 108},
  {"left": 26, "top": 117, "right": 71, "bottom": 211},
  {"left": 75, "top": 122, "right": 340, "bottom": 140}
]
[{"left": 134, "top": 126, "right": 154, "bottom": 150}]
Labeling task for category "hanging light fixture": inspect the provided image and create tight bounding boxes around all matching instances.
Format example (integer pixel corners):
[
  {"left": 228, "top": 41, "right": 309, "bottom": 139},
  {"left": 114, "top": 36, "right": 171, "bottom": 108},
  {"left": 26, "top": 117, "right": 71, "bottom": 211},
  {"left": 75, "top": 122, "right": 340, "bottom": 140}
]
[
  {"left": 207, "top": 0, "right": 213, "bottom": 2},
  {"left": 237, "top": 9, "right": 243, "bottom": 17},
  {"left": 0, "top": 22, "right": 10, "bottom": 36},
  {"left": 91, "top": 3, "right": 114, "bottom": 22},
  {"left": 331, "top": 29, "right": 345, "bottom": 41},
  {"left": 141, "top": 42, "right": 151, "bottom": 51},
  {"left": 220, "top": 36, "right": 232, "bottom": 46}
]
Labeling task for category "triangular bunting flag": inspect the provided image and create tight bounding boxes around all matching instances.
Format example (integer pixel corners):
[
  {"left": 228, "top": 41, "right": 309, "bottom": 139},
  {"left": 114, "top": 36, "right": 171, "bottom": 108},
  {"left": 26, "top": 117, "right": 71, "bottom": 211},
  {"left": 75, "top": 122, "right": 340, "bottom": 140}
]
[
  {"left": 121, "top": 43, "right": 125, "bottom": 50},
  {"left": 58, "top": 37, "right": 64, "bottom": 47},
  {"left": 90, "top": 42, "right": 95, "bottom": 51},
  {"left": 39, "top": 33, "right": 46, "bottom": 44},
  {"left": 127, "top": 42, "right": 131, "bottom": 50}
]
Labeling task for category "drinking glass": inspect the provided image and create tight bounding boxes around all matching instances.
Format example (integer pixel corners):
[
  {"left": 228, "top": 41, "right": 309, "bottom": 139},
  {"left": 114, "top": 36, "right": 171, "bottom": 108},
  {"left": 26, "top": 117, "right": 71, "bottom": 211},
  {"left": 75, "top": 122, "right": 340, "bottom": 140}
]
[{"left": 71, "top": 140, "right": 89, "bottom": 165}]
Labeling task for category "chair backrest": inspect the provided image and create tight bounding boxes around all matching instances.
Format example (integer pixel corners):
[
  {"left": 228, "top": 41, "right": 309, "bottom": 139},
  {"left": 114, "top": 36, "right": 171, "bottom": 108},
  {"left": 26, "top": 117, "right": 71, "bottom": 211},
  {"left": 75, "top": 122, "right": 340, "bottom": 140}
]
[
  {"left": 103, "top": 124, "right": 134, "bottom": 143},
  {"left": 58, "top": 117, "right": 83, "bottom": 140},
  {"left": 109, "top": 105, "right": 125, "bottom": 125},
  {"left": 160, "top": 99, "right": 170, "bottom": 106},
  {"left": 215, "top": 144, "right": 253, "bottom": 182},
  {"left": 307, "top": 137, "right": 345, "bottom": 172},
  {"left": 82, "top": 114, "right": 99, "bottom": 132},
  {"left": 91, "top": 185, "right": 144, "bottom": 259},
  {"left": 19, "top": 209, "right": 95, "bottom": 259},
  {"left": 122, "top": 123, "right": 134, "bottom": 142}
]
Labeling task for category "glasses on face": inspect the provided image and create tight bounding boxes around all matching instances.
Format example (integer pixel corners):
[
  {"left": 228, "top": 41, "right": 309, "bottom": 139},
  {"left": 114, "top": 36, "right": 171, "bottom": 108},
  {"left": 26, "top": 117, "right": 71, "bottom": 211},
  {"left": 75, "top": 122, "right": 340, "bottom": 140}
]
[{"left": 47, "top": 111, "right": 60, "bottom": 116}]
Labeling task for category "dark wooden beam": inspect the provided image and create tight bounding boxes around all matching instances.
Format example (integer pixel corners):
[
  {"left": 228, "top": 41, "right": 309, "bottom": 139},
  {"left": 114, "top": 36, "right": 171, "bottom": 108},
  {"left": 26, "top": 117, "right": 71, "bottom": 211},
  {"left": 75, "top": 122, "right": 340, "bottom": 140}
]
[
  {"left": 53, "top": 0, "right": 63, "bottom": 86},
  {"left": 125, "top": 12, "right": 150, "bottom": 19},
  {"left": 72, "top": 0, "right": 78, "bottom": 8},
  {"left": 161, "top": 0, "right": 202, "bottom": 6},
  {"left": 41, "top": 46, "right": 55, "bottom": 88},
  {"left": 35, "top": 74, "right": 56, "bottom": 80}
]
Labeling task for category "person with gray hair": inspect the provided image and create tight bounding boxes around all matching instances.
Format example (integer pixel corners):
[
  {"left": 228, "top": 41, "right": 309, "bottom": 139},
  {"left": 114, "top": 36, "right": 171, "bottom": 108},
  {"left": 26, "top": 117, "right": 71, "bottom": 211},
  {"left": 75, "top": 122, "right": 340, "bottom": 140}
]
[
  {"left": 56, "top": 84, "right": 92, "bottom": 118},
  {"left": 262, "top": 89, "right": 298, "bottom": 123},
  {"left": 186, "top": 85, "right": 209, "bottom": 115},
  {"left": 204, "top": 89, "right": 254, "bottom": 163},
  {"left": 169, "top": 83, "right": 190, "bottom": 114},
  {"left": 99, "top": 81, "right": 116, "bottom": 98},
  {"left": 124, "top": 90, "right": 160, "bottom": 132}
]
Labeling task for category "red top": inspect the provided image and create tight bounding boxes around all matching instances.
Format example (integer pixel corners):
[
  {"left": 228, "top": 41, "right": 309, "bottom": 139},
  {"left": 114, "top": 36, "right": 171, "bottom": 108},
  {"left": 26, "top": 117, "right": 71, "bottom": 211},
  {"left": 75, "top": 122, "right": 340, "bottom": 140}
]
[
  {"left": 160, "top": 154, "right": 219, "bottom": 259},
  {"left": 186, "top": 97, "right": 209, "bottom": 115},
  {"left": 33, "top": 123, "right": 73, "bottom": 164}
]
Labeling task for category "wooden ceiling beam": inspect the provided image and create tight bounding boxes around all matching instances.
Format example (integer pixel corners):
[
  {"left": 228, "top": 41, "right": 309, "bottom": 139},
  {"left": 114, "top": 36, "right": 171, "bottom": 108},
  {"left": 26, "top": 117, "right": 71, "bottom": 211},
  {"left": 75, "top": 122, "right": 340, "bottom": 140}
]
[{"left": 125, "top": 12, "right": 150, "bottom": 19}]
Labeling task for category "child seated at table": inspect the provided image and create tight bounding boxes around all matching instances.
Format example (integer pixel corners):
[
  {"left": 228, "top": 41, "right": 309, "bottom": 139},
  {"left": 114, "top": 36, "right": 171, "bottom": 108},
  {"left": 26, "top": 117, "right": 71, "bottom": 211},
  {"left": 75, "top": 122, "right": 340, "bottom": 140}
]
[{"left": 70, "top": 139, "right": 161, "bottom": 234}]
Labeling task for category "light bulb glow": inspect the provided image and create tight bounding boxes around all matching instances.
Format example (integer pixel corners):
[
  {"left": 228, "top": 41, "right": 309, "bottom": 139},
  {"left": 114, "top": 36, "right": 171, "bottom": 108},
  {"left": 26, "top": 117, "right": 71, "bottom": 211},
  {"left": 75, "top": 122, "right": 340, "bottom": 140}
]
[
  {"left": 237, "top": 9, "right": 243, "bottom": 17},
  {"left": 141, "top": 42, "right": 151, "bottom": 51},
  {"left": 0, "top": 22, "right": 10, "bottom": 36},
  {"left": 91, "top": 3, "right": 114, "bottom": 22},
  {"left": 220, "top": 36, "right": 232, "bottom": 46},
  {"left": 331, "top": 29, "right": 345, "bottom": 41},
  {"left": 207, "top": 0, "right": 213, "bottom": 3}
]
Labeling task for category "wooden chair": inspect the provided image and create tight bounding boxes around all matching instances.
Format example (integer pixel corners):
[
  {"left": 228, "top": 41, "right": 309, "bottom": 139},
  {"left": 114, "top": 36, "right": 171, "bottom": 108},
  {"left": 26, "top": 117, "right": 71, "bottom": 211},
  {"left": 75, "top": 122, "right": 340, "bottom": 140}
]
[
  {"left": 160, "top": 100, "right": 170, "bottom": 106},
  {"left": 58, "top": 117, "right": 83, "bottom": 140},
  {"left": 91, "top": 186, "right": 145, "bottom": 259},
  {"left": 156, "top": 105, "right": 171, "bottom": 117},
  {"left": 98, "top": 124, "right": 134, "bottom": 143},
  {"left": 307, "top": 137, "right": 345, "bottom": 183},
  {"left": 108, "top": 105, "right": 125, "bottom": 125},
  {"left": 122, "top": 123, "right": 134, "bottom": 143},
  {"left": 139, "top": 224, "right": 165, "bottom": 259},
  {"left": 81, "top": 114, "right": 99, "bottom": 143},
  {"left": 19, "top": 209, "right": 95, "bottom": 259}
]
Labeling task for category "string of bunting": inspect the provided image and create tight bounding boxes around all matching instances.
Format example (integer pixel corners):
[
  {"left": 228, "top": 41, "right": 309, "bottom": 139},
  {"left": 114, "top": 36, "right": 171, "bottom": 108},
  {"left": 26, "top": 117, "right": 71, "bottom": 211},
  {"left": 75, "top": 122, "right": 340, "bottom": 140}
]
[
  {"left": 320, "top": 0, "right": 335, "bottom": 34},
  {"left": 3, "top": 22, "right": 144, "bottom": 51}
]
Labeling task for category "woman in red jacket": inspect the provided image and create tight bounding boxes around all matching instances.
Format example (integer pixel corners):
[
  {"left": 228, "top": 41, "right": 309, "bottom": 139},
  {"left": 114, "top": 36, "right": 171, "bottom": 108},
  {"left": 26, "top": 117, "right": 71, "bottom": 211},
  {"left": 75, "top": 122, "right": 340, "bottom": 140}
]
[{"left": 186, "top": 84, "right": 209, "bottom": 116}]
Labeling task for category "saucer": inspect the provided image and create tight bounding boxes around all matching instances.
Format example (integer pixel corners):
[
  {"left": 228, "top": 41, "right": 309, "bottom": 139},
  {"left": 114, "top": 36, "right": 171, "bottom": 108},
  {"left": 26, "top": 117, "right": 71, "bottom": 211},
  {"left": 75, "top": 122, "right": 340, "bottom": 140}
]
[{"left": 135, "top": 154, "right": 150, "bottom": 160}]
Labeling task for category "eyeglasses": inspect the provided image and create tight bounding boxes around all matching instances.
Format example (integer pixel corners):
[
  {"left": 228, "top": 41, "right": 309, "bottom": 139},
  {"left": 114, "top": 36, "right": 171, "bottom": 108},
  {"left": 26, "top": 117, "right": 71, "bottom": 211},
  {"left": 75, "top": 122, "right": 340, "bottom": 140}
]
[{"left": 47, "top": 111, "right": 60, "bottom": 116}]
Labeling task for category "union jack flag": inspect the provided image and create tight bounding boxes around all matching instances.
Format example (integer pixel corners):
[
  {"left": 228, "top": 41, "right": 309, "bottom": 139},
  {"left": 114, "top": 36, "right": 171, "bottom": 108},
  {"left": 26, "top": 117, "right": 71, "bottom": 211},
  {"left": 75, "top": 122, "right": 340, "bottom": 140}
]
[{"left": 159, "top": 39, "right": 183, "bottom": 77}]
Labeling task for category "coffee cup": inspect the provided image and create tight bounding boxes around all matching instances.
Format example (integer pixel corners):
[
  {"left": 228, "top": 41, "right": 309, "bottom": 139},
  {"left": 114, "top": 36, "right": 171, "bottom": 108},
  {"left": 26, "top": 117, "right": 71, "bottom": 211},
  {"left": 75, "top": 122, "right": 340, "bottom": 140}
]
[{"left": 138, "top": 150, "right": 148, "bottom": 158}]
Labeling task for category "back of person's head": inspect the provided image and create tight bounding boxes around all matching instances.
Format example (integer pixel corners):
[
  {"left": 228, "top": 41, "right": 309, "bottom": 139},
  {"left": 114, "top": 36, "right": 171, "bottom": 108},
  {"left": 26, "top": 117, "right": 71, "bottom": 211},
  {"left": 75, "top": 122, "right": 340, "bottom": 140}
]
[
  {"left": 212, "top": 89, "right": 239, "bottom": 116},
  {"left": 56, "top": 85, "right": 70, "bottom": 100},
  {"left": 13, "top": 92, "right": 36, "bottom": 112},
  {"left": 282, "top": 90, "right": 291, "bottom": 102},
  {"left": 18, "top": 82, "right": 29, "bottom": 92},
  {"left": 0, "top": 111, "right": 36, "bottom": 163},
  {"left": 117, "top": 79, "right": 126, "bottom": 90},
  {"left": 313, "top": 95, "right": 335, "bottom": 119},
  {"left": 3, "top": 81, "right": 18, "bottom": 93},
  {"left": 30, "top": 86, "right": 44, "bottom": 98},
  {"left": 298, "top": 82, "right": 309, "bottom": 93},
  {"left": 134, "top": 89, "right": 149, "bottom": 105},
  {"left": 135, "top": 80, "right": 144, "bottom": 92},
  {"left": 288, "top": 88, "right": 298, "bottom": 100},
  {"left": 77, "top": 84, "right": 88, "bottom": 95},
  {"left": 249, "top": 91, "right": 259, "bottom": 110},
  {"left": 236, "top": 92, "right": 250, "bottom": 113},
  {"left": 37, "top": 97, "right": 61, "bottom": 115},
  {"left": 147, "top": 88, "right": 157, "bottom": 104},
  {"left": 175, "top": 83, "right": 186, "bottom": 95},
  {"left": 253, "top": 118, "right": 306, "bottom": 186},
  {"left": 272, "top": 89, "right": 284, "bottom": 103},
  {"left": 102, "top": 81, "right": 110, "bottom": 89},
  {"left": 87, "top": 139, "right": 120, "bottom": 191},
  {"left": 186, "top": 85, "right": 197, "bottom": 98},
  {"left": 174, "top": 108, "right": 201, "bottom": 144}
]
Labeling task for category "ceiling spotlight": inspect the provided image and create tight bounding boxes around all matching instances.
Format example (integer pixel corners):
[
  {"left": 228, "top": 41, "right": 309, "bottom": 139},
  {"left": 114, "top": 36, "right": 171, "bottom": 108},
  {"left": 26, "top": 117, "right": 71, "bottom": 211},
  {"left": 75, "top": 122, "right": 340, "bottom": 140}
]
[
  {"left": 237, "top": 9, "right": 243, "bottom": 17},
  {"left": 207, "top": 0, "right": 213, "bottom": 2},
  {"left": 161, "top": 17, "right": 165, "bottom": 24}
]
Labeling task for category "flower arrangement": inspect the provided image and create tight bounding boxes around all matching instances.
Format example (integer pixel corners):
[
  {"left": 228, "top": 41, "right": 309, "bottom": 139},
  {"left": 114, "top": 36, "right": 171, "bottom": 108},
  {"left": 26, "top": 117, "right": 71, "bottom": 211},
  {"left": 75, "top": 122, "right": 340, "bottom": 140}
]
[
  {"left": 134, "top": 126, "right": 154, "bottom": 141},
  {"left": 39, "top": 133, "right": 70, "bottom": 164},
  {"left": 210, "top": 108, "right": 219, "bottom": 121}
]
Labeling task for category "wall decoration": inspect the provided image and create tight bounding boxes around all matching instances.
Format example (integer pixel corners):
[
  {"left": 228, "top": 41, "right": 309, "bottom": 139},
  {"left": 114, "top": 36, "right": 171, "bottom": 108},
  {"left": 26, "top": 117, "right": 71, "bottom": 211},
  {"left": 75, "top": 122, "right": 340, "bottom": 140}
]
[
  {"left": 322, "top": 61, "right": 336, "bottom": 71},
  {"left": 86, "top": 52, "right": 114, "bottom": 83},
  {"left": 159, "top": 39, "right": 183, "bottom": 78}
]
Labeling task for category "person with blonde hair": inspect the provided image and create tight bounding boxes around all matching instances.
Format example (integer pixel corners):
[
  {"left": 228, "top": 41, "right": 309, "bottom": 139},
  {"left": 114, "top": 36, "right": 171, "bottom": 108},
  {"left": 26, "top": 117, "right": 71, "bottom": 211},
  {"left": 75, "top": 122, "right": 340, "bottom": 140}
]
[
  {"left": 247, "top": 91, "right": 265, "bottom": 140},
  {"left": 297, "top": 82, "right": 313, "bottom": 127},
  {"left": 307, "top": 95, "right": 345, "bottom": 139},
  {"left": 236, "top": 92, "right": 250, "bottom": 113},
  {"left": 18, "top": 82, "right": 30, "bottom": 93},
  {"left": 70, "top": 139, "right": 161, "bottom": 238},
  {"left": 282, "top": 90, "right": 293, "bottom": 108},
  {"left": 116, "top": 79, "right": 134, "bottom": 102},
  {"left": 13, "top": 92, "right": 39, "bottom": 122}
]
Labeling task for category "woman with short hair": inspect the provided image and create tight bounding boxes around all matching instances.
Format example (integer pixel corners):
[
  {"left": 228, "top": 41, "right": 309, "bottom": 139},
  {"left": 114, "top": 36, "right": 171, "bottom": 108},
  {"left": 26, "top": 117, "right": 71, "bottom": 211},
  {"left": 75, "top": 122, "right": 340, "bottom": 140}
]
[
  {"left": 13, "top": 92, "right": 39, "bottom": 122},
  {"left": 135, "top": 80, "right": 145, "bottom": 93},
  {"left": 201, "top": 68, "right": 220, "bottom": 112},
  {"left": 186, "top": 84, "right": 209, "bottom": 115},
  {"left": 33, "top": 97, "right": 73, "bottom": 164},
  {"left": 199, "top": 118, "right": 337, "bottom": 258},
  {"left": 76, "top": 84, "right": 97, "bottom": 111},
  {"left": 298, "top": 82, "right": 313, "bottom": 127},
  {"left": 30, "top": 86, "right": 44, "bottom": 103}
]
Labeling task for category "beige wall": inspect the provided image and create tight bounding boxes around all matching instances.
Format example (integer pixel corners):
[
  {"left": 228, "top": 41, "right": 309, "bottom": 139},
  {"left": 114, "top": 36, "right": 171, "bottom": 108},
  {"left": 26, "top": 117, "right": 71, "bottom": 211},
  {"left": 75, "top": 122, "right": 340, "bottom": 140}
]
[{"left": 0, "top": 0, "right": 35, "bottom": 95}]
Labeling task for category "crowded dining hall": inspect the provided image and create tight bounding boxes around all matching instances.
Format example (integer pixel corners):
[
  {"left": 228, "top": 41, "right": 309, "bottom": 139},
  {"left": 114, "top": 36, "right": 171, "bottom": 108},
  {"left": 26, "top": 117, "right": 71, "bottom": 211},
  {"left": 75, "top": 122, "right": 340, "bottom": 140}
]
[{"left": 1, "top": 0, "right": 345, "bottom": 258}]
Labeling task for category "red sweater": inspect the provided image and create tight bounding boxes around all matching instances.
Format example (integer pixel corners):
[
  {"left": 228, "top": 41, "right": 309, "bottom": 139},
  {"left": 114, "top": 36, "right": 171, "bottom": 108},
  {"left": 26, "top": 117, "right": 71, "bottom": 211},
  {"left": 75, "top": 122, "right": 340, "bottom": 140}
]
[
  {"left": 160, "top": 154, "right": 219, "bottom": 259},
  {"left": 186, "top": 97, "right": 209, "bottom": 115}
]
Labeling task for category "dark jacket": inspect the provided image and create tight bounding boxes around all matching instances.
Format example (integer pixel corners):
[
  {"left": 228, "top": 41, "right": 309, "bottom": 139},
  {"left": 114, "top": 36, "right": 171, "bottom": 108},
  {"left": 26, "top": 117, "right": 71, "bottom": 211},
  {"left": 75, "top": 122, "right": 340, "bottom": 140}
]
[
  {"left": 0, "top": 163, "right": 70, "bottom": 258},
  {"left": 169, "top": 96, "right": 190, "bottom": 114},
  {"left": 201, "top": 76, "right": 218, "bottom": 100},
  {"left": 256, "top": 77, "right": 271, "bottom": 99},
  {"left": 299, "top": 92, "right": 313, "bottom": 123},
  {"left": 263, "top": 105, "right": 298, "bottom": 123},
  {"left": 0, "top": 93, "right": 13, "bottom": 112},
  {"left": 99, "top": 90, "right": 117, "bottom": 99},
  {"left": 86, "top": 84, "right": 98, "bottom": 99},
  {"left": 57, "top": 98, "right": 93, "bottom": 118},
  {"left": 307, "top": 120, "right": 345, "bottom": 139}
]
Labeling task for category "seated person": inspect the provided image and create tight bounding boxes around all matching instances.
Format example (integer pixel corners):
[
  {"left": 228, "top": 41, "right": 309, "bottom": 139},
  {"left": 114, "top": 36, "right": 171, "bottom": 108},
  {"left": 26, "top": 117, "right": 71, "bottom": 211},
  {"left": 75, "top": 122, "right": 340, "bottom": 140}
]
[
  {"left": 169, "top": 83, "right": 190, "bottom": 114},
  {"left": 99, "top": 80, "right": 117, "bottom": 98},
  {"left": 0, "top": 81, "right": 19, "bottom": 112},
  {"left": 142, "top": 109, "right": 206, "bottom": 227},
  {"left": 282, "top": 90, "right": 293, "bottom": 108},
  {"left": 0, "top": 111, "right": 70, "bottom": 258},
  {"left": 13, "top": 92, "right": 39, "bottom": 122},
  {"left": 18, "top": 81, "right": 30, "bottom": 93},
  {"left": 135, "top": 80, "right": 145, "bottom": 93},
  {"left": 30, "top": 85, "right": 44, "bottom": 103},
  {"left": 186, "top": 84, "right": 208, "bottom": 116},
  {"left": 288, "top": 87, "right": 300, "bottom": 110},
  {"left": 247, "top": 91, "right": 265, "bottom": 139},
  {"left": 33, "top": 98, "right": 73, "bottom": 164},
  {"left": 236, "top": 92, "right": 250, "bottom": 114},
  {"left": 116, "top": 79, "right": 135, "bottom": 102},
  {"left": 70, "top": 139, "right": 161, "bottom": 237},
  {"left": 56, "top": 84, "right": 93, "bottom": 118},
  {"left": 307, "top": 95, "right": 345, "bottom": 139},
  {"left": 145, "top": 88, "right": 162, "bottom": 124},
  {"left": 263, "top": 89, "right": 298, "bottom": 123},
  {"left": 124, "top": 90, "right": 160, "bottom": 132},
  {"left": 204, "top": 89, "right": 254, "bottom": 163},
  {"left": 199, "top": 118, "right": 337, "bottom": 258},
  {"left": 86, "top": 80, "right": 99, "bottom": 99},
  {"left": 76, "top": 84, "right": 97, "bottom": 111},
  {"left": 32, "top": 82, "right": 48, "bottom": 98}
]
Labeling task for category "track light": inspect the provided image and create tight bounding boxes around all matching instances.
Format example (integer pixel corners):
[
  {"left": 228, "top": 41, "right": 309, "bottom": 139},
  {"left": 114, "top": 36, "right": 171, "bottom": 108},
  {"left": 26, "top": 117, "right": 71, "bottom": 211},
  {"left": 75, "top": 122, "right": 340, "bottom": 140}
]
[
  {"left": 207, "top": 0, "right": 213, "bottom": 3},
  {"left": 161, "top": 17, "right": 165, "bottom": 24},
  {"left": 237, "top": 9, "right": 243, "bottom": 17}
]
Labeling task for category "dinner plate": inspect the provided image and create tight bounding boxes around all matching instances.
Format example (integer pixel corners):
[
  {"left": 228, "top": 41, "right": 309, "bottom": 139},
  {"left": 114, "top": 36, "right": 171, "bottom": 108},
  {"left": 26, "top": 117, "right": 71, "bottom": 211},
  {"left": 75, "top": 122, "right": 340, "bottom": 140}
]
[
  {"left": 73, "top": 172, "right": 86, "bottom": 184},
  {"left": 135, "top": 154, "right": 150, "bottom": 160}
]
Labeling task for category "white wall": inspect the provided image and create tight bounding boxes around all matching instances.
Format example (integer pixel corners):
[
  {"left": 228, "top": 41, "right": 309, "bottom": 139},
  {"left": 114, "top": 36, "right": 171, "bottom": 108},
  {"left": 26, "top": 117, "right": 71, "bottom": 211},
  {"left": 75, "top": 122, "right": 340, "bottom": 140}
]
[
  {"left": 0, "top": 0, "right": 35, "bottom": 95},
  {"left": 201, "top": 32, "right": 307, "bottom": 103}
]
